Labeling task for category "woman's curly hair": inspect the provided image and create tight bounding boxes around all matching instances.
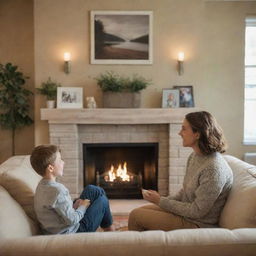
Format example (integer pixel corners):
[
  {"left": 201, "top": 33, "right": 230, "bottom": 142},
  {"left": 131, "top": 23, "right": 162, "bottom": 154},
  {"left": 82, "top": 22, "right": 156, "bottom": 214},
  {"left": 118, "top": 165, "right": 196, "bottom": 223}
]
[{"left": 185, "top": 111, "right": 227, "bottom": 155}]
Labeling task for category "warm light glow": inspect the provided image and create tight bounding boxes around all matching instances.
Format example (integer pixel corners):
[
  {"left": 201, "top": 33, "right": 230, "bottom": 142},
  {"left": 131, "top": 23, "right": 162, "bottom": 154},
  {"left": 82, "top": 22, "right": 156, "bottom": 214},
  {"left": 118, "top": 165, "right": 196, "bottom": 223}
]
[
  {"left": 64, "top": 52, "right": 71, "bottom": 61},
  {"left": 178, "top": 52, "right": 185, "bottom": 61},
  {"left": 107, "top": 162, "right": 130, "bottom": 182},
  {"left": 108, "top": 165, "right": 116, "bottom": 181}
]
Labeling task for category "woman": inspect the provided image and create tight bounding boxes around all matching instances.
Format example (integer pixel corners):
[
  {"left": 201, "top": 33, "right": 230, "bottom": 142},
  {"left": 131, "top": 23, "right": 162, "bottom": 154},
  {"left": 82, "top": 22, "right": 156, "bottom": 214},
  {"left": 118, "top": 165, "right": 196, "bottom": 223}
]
[{"left": 128, "top": 111, "right": 233, "bottom": 231}]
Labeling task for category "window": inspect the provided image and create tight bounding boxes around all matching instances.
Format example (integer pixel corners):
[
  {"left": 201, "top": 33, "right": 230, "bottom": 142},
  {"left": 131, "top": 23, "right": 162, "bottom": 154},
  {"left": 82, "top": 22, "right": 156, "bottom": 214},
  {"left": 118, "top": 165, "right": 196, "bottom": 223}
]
[{"left": 244, "top": 17, "right": 256, "bottom": 144}]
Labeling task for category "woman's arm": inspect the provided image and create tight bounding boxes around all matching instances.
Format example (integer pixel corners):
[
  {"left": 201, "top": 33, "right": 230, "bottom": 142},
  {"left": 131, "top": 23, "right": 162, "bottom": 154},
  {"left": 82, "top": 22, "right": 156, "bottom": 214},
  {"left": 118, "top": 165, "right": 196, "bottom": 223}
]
[
  {"left": 166, "top": 188, "right": 184, "bottom": 201},
  {"left": 159, "top": 166, "right": 228, "bottom": 219}
]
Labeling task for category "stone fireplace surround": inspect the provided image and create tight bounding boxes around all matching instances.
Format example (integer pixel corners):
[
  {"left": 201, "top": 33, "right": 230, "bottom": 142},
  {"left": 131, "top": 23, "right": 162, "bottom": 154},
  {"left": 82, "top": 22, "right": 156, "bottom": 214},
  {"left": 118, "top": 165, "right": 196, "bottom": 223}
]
[{"left": 41, "top": 108, "right": 193, "bottom": 198}]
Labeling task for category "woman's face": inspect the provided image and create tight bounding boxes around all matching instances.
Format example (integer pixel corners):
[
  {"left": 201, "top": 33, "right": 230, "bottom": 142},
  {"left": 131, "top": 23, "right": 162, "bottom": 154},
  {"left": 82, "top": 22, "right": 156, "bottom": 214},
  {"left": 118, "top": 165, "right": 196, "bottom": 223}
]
[{"left": 179, "top": 119, "right": 199, "bottom": 148}]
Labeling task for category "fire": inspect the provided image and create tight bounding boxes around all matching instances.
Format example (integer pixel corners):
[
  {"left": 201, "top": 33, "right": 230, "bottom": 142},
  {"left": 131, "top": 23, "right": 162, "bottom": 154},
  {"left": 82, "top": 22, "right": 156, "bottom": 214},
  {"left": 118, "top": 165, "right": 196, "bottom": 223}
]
[{"left": 107, "top": 162, "right": 130, "bottom": 182}]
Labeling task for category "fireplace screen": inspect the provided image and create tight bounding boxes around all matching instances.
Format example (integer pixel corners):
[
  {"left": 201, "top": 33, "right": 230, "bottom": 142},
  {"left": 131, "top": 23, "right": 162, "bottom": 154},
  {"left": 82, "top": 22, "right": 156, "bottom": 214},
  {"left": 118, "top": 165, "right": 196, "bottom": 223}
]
[{"left": 83, "top": 143, "right": 158, "bottom": 199}]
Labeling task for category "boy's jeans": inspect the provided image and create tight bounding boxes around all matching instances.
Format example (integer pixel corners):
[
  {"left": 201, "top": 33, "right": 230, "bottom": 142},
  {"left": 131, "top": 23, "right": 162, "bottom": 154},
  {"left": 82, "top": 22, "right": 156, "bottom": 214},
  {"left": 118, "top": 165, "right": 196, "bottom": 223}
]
[{"left": 76, "top": 185, "right": 113, "bottom": 232}]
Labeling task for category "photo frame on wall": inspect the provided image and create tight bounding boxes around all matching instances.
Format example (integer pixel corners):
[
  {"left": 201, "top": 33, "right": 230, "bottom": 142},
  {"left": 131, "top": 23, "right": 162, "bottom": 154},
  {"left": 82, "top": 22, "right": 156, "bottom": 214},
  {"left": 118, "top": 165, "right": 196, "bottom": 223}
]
[
  {"left": 90, "top": 10, "right": 153, "bottom": 65},
  {"left": 57, "top": 87, "right": 83, "bottom": 109},
  {"left": 173, "top": 85, "right": 195, "bottom": 108},
  {"left": 162, "top": 89, "right": 180, "bottom": 108}
]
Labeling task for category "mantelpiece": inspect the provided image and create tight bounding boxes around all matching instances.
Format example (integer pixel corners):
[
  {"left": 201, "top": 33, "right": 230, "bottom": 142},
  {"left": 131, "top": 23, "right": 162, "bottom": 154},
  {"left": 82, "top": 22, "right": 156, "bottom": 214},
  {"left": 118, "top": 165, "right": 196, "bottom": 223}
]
[{"left": 41, "top": 108, "right": 193, "bottom": 124}]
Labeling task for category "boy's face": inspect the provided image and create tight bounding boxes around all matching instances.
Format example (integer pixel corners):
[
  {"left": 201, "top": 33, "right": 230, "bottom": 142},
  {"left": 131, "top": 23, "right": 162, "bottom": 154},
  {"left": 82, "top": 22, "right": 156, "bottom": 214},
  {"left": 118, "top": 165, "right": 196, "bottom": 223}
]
[{"left": 51, "top": 151, "right": 64, "bottom": 177}]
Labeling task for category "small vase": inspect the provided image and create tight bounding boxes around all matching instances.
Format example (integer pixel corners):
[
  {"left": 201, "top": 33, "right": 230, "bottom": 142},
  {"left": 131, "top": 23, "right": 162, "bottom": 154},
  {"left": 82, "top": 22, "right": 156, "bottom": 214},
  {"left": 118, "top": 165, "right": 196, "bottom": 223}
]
[
  {"left": 86, "top": 97, "right": 97, "bottom": 108},
  {"left": 46, "top": 100, "right": 55, "bottom": 109}
]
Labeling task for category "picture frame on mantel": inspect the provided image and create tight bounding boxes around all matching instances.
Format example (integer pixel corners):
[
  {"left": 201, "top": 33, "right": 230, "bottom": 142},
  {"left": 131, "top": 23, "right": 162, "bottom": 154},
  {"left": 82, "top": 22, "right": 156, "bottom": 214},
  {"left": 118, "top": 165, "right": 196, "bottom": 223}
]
[
  {"left": 162, "top": 89, "right": 180, "bottom": 108},
  {"left": 90, "top": 10, "right": 153, "bottom": 65},
  {"left": 57, "top": 87, "right": 83, "bottom": 109},
  {"left": 173, "top": 85, "right": 195, "bottom": 108}
]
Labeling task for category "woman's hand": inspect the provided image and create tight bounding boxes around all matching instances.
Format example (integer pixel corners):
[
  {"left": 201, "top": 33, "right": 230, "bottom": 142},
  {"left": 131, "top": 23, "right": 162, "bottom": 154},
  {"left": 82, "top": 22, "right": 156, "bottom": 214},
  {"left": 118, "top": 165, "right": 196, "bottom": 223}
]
[{"left": 143, "top": 190, "right": 160, "bottom": 205}]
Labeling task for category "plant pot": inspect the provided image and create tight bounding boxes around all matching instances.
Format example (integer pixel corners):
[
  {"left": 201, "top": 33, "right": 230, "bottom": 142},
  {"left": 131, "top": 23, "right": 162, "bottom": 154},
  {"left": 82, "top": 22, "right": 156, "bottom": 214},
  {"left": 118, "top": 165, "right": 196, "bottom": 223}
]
[
  {"left": 103, "top": 92, "right": 141, "bottom": 108},
  {"left": 46, "top": 100, "right": 55, "bottom": 109}
]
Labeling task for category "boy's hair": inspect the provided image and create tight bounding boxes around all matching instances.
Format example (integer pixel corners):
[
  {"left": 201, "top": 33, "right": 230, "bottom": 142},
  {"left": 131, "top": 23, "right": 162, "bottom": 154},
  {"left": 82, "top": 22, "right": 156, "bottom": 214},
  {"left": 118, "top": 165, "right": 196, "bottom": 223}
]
[{"left": 30, "top": 144, "right": 60, "bottom": 176}]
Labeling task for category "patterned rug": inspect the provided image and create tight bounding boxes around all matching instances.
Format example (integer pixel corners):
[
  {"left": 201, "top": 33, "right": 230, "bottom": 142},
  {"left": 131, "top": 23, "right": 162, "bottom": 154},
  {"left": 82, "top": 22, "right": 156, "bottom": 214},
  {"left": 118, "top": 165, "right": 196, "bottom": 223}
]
[
  {"left": 97, "top": 215, "right": 128, "bottom": 232},
  {"left": 113, "top": 215, "right": 129, "bottom": 231}
]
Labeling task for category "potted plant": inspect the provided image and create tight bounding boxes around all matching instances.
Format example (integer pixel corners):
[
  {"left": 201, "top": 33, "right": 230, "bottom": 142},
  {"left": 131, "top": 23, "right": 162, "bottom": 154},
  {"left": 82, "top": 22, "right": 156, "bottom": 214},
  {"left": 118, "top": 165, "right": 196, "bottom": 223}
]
[
  {"left": 96, "top": 71, "right": 151, "bottom": 108},
  {"left": 0, "top": 62, "right": 33, "bottom": 155},
  {"left": 37, "top": 77, "right": 61, "bottom": 108}
]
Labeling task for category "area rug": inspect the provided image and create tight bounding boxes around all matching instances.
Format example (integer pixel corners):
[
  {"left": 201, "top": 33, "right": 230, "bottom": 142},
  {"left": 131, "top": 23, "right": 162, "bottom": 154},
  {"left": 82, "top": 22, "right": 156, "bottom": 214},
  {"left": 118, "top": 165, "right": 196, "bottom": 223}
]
[
  {"left": 97, "top": 215, "right": 128, "bottom": 232},
  {"left": 113, "top": 215, "right": 129, "bottom": 231}
]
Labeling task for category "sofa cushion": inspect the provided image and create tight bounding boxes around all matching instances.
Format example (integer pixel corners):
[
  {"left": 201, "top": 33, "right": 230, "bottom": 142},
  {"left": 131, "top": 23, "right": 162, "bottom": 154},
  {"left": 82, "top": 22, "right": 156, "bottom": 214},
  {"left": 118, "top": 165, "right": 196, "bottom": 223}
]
[
  {"left": 220, "top": 155, "right": 256, "bottom": 228},
  {"left": 0, "top": 185, "right": 39, "bottom": 238},
  {"left": 1, "top": 229, "right": 256, "bottom": 256},
  {"left": 0, "top": 155, "right": 41, "bottom": 222}
]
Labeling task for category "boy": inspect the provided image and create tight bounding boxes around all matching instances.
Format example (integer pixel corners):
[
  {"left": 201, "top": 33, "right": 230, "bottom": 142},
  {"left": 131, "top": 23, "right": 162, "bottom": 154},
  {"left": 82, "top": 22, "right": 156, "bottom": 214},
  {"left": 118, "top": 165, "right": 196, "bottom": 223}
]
[{"left": 30, "top": 144, "right": 114, "bottom": 234}]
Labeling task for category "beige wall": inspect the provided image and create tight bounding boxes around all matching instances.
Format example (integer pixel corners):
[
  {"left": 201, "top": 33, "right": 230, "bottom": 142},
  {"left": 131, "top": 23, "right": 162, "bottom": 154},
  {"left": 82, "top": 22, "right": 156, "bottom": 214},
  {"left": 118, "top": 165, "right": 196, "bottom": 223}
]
[
  {"left": 0, "top": 0, "right": 34, "bottom": 163},
  {"left": 2, "top": 0, "right": 253, "bottom": 161}
]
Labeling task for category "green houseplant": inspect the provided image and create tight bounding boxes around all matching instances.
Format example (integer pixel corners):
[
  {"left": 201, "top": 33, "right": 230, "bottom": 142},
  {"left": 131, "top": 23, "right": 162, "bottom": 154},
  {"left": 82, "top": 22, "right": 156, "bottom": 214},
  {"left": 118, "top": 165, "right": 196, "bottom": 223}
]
[
  {"left": 0, "top": 62, "right": 33, "bottom": 155},
  {"left": 96, "top": 71, "right": 151, "bottom": 108},
  {"left": 37, "top": 77, "right": 61, "bottom": 108}
]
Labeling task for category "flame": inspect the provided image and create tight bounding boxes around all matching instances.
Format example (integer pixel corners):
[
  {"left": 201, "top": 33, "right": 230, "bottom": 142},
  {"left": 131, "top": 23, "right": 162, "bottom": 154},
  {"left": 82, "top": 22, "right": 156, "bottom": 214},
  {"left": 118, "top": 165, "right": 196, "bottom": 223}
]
[
  {"left": 108, "top": 162, "right": 130, "bottom": 182},
  {"left": 108, "top": 165, "right": 116, "bottom": 181}
]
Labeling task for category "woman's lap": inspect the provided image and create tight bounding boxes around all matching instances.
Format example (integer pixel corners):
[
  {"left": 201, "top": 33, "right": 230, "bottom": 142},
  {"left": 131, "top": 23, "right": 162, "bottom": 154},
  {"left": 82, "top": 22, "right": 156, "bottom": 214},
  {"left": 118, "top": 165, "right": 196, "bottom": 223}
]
[{"left": 128, "top": 204, "right": 198, "bottom": 231}]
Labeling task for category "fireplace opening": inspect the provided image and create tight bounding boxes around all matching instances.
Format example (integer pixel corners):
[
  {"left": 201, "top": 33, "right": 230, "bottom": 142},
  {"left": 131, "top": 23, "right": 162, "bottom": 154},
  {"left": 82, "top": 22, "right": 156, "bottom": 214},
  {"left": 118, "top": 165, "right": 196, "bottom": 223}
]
[{"left": 83, "top": 143, "right": 158, "bottom": 199}]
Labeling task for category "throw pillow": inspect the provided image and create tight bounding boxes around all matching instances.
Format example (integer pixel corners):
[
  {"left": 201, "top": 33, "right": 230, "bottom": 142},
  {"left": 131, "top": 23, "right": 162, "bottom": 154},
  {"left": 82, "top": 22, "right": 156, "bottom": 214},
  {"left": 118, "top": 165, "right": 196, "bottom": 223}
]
[
  {"left": 220, "top": 155, "right": 256, "bottom": 228},
  {"left": 0, "top": 185, "right": 39, "bottom": 238},
  {"left": 0, "top": 155, "right": 41, "bottom": 222}
]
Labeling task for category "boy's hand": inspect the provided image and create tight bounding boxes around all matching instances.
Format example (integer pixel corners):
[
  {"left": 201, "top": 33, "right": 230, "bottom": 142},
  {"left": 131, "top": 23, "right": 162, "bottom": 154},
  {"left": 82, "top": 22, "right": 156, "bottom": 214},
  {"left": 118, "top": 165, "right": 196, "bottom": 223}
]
[
  {"left": 79, "top": 199, "right": 90, "bottom": 208},
  {"left": 73, "top": 199, "right": 82, "bottom": 209}
]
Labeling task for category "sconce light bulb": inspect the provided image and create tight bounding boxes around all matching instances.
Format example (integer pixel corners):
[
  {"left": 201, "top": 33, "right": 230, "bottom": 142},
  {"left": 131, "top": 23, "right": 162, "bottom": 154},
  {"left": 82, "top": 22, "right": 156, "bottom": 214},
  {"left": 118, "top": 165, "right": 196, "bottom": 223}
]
[
  {"left": 177, "top": 52, "right": 184, "bottom": 76},
  {"left": 64, "top": 52, "right": 71, "bottom": 74},
  {"left": 64, "top": 52, "right": 71, "bottom": 61},
  {"left": 178, "top": 52, "right": 185, "bottom": 62}
]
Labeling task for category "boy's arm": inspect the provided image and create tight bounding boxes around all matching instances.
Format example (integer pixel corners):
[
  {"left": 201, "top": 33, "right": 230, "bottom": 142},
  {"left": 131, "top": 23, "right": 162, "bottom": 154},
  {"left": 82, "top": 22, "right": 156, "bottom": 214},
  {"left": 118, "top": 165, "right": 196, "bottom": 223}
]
[{"left": 53, "top": 191, "right": 87, "bottom": 226}]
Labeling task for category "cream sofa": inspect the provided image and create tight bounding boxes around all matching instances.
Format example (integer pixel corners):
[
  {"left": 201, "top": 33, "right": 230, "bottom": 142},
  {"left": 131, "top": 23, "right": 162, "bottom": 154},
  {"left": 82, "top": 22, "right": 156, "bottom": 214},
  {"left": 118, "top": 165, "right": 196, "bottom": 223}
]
[{"left": 0, "top": 155, "right": 256, "bottom": 256}]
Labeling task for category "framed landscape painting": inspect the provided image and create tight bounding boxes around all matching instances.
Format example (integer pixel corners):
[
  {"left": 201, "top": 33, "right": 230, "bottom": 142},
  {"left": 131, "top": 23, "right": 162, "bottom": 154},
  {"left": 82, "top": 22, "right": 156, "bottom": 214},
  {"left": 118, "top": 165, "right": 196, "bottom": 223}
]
[{"left": 90, "top": 10, "right": 153, "bottom": 64}]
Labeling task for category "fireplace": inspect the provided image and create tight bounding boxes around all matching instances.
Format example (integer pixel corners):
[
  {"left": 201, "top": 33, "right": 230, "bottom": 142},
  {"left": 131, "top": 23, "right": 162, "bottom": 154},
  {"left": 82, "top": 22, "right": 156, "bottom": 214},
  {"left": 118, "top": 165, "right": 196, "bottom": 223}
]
[
  {"left": 83, "top": 143, "right": 158, "bottom": 199},
  {"left": 42, "top": 108, "right": 193, "bottom": 198}
]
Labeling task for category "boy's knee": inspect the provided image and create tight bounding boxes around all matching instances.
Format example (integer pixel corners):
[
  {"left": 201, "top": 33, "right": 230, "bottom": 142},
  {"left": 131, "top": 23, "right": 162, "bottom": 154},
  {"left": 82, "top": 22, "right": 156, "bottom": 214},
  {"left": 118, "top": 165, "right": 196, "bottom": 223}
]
[
  {"left": 85, "top": 185, "right": 106, "bottom": 197},
  {"left": 85, "top": 184, "right": 96, "bottom": 191}
]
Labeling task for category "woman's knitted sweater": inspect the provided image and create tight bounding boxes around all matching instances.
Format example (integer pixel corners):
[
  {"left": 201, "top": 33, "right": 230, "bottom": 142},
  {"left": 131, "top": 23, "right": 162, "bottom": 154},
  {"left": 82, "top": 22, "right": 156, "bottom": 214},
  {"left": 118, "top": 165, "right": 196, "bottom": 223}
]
[{"left": 159, "top": 152, "right": 233, "bottom": 227}]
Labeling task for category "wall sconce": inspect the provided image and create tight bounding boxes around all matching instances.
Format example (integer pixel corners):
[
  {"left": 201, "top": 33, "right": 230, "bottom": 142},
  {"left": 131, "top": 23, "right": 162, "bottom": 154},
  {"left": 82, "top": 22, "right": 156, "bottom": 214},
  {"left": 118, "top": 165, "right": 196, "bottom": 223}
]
[
  {"left": 177, "top": 52, "right": 184, "bottom": 75},
  {"left": 64, "top": 52, "right": 71, "bottom": 74}
]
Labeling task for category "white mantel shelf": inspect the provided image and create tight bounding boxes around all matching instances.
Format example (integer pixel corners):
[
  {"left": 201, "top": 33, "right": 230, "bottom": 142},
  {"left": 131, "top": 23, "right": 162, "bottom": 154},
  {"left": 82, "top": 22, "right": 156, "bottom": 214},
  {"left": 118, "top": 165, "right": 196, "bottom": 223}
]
[{"left": 41, "top": 108, "right": 196, "bottom": 124}]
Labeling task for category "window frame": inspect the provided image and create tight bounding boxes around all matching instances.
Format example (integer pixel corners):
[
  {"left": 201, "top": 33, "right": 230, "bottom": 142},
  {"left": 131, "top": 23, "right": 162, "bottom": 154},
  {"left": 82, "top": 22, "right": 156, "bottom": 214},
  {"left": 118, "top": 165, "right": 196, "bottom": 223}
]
[{"left": 243, "top": 17, "right": 256, "bottom": 145}]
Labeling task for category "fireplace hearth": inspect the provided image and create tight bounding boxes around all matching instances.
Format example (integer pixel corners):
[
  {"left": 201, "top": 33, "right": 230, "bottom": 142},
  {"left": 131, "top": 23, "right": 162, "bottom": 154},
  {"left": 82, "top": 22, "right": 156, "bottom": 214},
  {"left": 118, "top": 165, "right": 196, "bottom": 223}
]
[{"left": 83, "top": 143, "right": 158, "bottom": 199}]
